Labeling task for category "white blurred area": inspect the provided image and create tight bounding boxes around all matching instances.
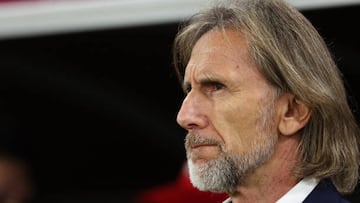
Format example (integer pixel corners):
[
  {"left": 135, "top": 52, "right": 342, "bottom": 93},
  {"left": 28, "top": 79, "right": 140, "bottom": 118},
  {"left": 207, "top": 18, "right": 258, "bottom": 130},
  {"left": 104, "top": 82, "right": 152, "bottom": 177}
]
[
  {"left": 0, "top": 0, "right": 359, "bottom": 39},
  {"left": 0, "top": 0, "right": 209, "bottom": 39}
]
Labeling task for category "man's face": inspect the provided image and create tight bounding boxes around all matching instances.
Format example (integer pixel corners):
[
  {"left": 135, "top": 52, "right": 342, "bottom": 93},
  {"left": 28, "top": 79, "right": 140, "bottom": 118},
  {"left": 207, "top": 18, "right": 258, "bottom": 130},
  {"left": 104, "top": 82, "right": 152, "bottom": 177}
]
[{"left": 176, "top": 29, "right": 279, "bottom": 193}]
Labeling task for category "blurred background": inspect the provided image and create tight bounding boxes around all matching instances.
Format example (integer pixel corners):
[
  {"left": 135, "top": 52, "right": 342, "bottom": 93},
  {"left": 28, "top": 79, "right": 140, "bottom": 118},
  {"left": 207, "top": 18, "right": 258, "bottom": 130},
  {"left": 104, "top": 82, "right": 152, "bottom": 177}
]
[{"left": 0, "top": 0, "right": 359, "bottom": 202}]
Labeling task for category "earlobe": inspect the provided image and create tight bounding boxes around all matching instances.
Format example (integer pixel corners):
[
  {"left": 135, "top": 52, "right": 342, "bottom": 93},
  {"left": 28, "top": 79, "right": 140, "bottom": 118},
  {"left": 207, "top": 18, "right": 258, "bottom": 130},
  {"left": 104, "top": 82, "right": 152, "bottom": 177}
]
[{"left": 278, "top": 94, "right": 311, "bottom": 136}]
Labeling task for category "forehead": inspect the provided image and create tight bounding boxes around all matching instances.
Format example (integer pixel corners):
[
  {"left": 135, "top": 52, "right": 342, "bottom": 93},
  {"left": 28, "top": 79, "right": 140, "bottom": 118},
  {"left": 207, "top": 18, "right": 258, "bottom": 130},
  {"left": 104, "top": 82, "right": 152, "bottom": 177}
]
[{"left": 184, "top": 29, "right": 263, "bottom": 83}]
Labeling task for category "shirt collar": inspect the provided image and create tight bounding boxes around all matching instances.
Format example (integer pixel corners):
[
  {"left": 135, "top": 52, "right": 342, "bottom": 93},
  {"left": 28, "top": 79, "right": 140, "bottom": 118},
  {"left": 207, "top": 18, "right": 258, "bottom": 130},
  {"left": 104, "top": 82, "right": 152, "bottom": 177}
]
[
  {"left": 276, "top": 178, "right": 319, "bottom": 203},
  {"left": 222, "top": 197, "right": 232, "bottom": 203},
  {"left": 222, "top": 178, "right": 319, "bottom": 203}
]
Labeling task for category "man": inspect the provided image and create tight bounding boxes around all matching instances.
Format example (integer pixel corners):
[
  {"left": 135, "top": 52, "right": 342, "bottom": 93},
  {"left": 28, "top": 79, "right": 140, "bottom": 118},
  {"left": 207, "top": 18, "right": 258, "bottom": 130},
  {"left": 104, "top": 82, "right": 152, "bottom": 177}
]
[{"left": 173, "top": 0, "right": 360, "bottom": 202}]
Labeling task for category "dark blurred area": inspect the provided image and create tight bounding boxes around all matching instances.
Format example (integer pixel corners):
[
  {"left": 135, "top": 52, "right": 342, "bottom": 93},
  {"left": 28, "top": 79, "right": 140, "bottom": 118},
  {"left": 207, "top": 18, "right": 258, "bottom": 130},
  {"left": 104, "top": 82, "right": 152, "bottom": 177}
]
[
  {"left": 0, "top": 3, "right": 359, "bottom": 203},
  {"left": 0, "top": 23, "right": 186, "bottom": 202}
]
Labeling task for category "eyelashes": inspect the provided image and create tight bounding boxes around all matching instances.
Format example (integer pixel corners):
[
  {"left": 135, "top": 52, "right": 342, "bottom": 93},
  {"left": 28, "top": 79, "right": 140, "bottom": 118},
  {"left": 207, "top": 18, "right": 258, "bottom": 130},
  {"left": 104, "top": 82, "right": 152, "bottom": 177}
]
[{"left": 183, "top": 80, "right": 226, "bottom": 95}]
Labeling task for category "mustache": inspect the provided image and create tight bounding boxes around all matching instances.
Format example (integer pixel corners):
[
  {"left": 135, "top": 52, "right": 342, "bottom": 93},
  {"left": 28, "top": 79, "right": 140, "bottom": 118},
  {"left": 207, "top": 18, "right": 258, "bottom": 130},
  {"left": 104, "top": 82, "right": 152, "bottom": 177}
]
[{"left": 185, "top": 133, "right": 224, "bottom": 150}]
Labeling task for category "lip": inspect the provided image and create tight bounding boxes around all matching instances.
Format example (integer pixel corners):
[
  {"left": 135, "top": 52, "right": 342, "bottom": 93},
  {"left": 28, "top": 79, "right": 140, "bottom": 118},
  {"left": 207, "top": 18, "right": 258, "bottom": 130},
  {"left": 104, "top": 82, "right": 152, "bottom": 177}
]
[
  {"left": 191, "top": 144, "right": 218, "bottom": 149},
  {"left": 189, "top": 144, "right": 221, "bottom": 162}
]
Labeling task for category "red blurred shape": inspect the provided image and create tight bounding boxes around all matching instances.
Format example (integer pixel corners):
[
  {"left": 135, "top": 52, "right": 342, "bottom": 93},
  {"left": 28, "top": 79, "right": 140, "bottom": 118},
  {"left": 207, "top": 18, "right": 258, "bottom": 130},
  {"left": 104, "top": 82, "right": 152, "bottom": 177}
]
[{"left": 136, "top": 163, "right": 227, "bottom": 203}]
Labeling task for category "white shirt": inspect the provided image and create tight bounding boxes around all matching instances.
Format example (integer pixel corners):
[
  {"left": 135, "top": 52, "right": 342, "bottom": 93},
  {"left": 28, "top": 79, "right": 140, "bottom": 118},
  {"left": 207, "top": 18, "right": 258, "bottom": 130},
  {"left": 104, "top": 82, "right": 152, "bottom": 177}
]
[{"left": 222, "top": 178, "right": 319, "bottom": 203}]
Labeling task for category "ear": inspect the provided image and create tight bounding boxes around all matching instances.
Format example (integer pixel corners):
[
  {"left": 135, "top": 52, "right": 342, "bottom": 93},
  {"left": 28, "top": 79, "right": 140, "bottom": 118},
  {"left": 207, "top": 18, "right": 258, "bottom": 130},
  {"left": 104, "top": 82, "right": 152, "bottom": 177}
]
[{"left": 277, "top": 93, "right": 311, "bottom": 136}]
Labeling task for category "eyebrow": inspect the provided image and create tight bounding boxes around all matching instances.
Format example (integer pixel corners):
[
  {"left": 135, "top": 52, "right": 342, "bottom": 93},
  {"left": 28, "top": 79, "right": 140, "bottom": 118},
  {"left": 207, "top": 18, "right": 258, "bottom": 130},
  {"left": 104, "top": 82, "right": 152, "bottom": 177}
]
[
  {"left": 182, "top": 75, "right": 224, "bottom": 93},
  {"left": 199, "top": 74, "right": 224, "bottom": 85}
]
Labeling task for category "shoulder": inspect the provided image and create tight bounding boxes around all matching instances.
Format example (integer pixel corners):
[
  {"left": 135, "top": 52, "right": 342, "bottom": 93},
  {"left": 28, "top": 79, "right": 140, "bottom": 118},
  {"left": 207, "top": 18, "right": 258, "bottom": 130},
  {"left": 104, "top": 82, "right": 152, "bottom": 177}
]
[{"left": 303, "top": 179, "right": 350, "bottom": 203}]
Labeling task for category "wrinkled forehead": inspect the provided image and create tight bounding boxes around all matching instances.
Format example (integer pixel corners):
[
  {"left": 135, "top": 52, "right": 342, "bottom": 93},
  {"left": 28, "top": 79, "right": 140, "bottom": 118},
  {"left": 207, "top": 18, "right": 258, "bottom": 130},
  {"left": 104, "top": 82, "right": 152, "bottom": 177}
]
[
  {"left": 184, "top": 29, "right": 256, "bottom": 76},
  {"left": 183, "top": 28, "right": 267, "bottom": 89}
]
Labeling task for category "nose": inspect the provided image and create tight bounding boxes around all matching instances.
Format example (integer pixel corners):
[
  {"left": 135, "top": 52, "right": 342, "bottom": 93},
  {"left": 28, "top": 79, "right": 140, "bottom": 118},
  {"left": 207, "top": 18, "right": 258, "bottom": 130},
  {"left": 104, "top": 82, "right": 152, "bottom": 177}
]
[{"left": 176, "top": 92, "right": 208, "bottom": 130}]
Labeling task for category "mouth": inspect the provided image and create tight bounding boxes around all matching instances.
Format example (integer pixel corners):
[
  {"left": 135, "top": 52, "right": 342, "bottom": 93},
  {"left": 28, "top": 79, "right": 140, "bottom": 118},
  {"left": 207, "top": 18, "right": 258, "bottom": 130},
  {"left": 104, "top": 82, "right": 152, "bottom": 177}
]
[
  {"left": 185, "top": 133, "right": 222, "bottom": 150},
  {"left": 191, "top": 143, "right": 218, "bottom": 149},
  {"left": 187, "top": 142, "right": 222, "bottom": 163},
  {"left": 185, "top": 133, "right": 224, "bottom": 162}
]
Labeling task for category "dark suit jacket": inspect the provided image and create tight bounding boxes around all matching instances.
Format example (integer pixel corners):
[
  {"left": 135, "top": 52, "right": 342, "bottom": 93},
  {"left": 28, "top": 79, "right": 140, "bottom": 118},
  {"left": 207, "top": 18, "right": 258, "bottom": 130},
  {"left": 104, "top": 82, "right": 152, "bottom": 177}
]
[
  {"left": 303, "top": 180, "right": 350, "bottom": 203},
  {"left": 224, "top": 179, "right": 350, "bottom": 203}
]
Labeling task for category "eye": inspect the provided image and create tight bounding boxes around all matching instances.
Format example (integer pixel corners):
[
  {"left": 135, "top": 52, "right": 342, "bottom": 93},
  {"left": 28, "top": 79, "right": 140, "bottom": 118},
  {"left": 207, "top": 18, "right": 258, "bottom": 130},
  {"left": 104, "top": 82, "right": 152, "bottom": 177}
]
[
  {"left": 212, "top": 82, "right": 225, "bottom": 91},
  {"left": 203, "top": 81, "right": 225, "bottom": 93}
]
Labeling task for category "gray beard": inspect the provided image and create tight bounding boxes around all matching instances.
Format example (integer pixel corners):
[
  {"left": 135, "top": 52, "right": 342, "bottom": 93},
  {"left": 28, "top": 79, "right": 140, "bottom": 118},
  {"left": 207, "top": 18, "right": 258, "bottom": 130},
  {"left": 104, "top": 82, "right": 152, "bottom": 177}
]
[{"left": 186, "top": 133, "right": 276, "bottom": 194}]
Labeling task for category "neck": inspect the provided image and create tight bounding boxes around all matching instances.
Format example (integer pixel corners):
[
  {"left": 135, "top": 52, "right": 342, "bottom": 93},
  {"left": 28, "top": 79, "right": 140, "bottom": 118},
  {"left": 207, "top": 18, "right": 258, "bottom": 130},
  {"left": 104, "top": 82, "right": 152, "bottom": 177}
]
[{"left": 230, "top": 135, "right": 301, "bottom": 203}]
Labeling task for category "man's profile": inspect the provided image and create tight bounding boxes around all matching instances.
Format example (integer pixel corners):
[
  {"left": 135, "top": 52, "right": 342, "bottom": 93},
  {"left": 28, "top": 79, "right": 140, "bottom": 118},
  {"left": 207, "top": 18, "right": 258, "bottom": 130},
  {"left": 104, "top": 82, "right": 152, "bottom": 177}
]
[{"left": 173, "top": 0, "right": 360, "bottom": 202}]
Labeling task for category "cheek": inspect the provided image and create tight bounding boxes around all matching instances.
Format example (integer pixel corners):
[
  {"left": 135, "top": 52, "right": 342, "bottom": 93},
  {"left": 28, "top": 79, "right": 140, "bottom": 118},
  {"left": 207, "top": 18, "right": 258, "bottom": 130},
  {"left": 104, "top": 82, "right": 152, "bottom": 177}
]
[{"left": 212, "top": 99, "right": 260, "bottom": 152}]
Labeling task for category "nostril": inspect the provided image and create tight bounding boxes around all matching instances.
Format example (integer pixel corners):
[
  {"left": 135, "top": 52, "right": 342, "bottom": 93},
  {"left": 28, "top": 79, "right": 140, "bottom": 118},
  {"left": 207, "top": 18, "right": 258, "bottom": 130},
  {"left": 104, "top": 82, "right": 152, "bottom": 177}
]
[{"left": 185, "top": 123, "right": 199, "bottom": 130}]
